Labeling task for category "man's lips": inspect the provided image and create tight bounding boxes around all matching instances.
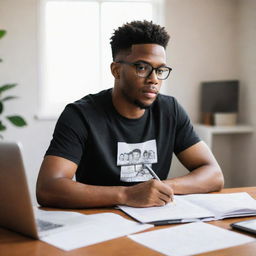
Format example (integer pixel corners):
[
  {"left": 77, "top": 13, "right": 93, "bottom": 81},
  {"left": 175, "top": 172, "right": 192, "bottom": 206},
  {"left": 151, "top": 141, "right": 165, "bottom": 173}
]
[{"left": 142, "top": 89, "right": 158, "bottom": 99}]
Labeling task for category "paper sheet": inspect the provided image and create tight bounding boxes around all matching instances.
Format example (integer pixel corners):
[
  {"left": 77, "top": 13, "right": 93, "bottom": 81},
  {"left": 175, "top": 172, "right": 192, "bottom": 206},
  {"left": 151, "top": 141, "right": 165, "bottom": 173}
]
[
  {"left": 36, "top": 210, "right": 152, "bottom": 251},
  {"left": 129, "top": 222, "right": 255, "bottom": 256}
]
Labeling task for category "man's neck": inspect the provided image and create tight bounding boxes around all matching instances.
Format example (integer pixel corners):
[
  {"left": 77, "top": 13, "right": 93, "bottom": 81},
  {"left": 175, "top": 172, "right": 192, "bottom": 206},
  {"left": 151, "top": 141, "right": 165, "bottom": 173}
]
[{"left": 111, "top": 88, "right": 145, "bottom": 119}]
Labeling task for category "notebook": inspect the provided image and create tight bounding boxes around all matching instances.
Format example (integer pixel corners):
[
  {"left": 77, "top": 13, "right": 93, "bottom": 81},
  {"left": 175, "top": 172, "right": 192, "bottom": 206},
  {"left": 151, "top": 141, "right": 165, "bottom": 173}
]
[
  {"left": 118, "top": 192, "right": 256, "bottom": 225},
  {"left": 0, "top": 141, "right": 84, "bottom": 239}
]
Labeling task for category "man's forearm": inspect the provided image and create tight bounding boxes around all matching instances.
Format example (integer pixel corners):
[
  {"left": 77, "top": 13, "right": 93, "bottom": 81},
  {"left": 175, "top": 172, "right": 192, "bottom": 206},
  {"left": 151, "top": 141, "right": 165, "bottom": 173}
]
[
  {"left": 36, "top": 178, "right": 174, "bottom": 208},
  {"left": 36, "top": 177, "right": 126, "bottom": 208},
  {"left": 164, "top": 164, "right": 224, "bottom": 195}
]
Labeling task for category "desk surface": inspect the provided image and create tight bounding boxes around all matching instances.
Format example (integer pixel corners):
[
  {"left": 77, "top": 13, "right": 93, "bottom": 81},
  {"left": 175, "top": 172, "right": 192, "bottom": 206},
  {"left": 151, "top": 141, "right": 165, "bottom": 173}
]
[{"left": 1, "top": 187, "right": 256, "bottom": 256}]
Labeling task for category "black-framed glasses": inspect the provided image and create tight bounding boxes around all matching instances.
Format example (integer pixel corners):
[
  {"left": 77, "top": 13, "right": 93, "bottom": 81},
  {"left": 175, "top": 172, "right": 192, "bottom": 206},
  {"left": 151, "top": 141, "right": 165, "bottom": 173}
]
[{"left": 116, "top": 60, "right": 172, "bottom": 80}]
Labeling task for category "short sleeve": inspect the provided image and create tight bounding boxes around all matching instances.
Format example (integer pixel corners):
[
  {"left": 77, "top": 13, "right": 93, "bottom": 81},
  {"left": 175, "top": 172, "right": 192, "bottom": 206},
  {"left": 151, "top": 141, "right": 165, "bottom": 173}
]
[
  {"left": 45, "top": 104, "right": 88, "bottom": 164},
  {"left": 174, "top": 99, "right": 201, "bottom": 154}
]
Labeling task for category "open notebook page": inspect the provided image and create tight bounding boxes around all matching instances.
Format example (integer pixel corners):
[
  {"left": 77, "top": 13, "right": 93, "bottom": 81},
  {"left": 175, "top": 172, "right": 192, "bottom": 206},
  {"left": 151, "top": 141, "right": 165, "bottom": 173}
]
[
  {"left": 183, "top": 192, "right": 256, "bottom": 219},
  {"left": 118, "top": 196, "right": 214, "bottom": 223}
]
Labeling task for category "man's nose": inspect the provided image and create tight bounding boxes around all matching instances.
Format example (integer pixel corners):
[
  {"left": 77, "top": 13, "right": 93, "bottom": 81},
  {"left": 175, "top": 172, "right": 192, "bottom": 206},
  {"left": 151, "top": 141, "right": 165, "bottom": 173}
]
[{"left": 147, "top": 69, "right": 159, "bottom": 84}]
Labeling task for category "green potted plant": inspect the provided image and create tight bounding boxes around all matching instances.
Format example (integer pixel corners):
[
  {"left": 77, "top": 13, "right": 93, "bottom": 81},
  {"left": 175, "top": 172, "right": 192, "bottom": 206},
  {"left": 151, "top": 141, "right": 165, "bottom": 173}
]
[{"left": 0, "top": 29, "right": 27, "bottom": 139}]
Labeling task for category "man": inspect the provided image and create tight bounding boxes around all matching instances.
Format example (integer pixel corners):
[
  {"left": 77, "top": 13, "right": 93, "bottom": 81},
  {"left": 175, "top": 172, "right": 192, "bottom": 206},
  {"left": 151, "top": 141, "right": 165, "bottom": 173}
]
[
  {"left": 131, "top": 149, "right": 141, "bottom": 164},
  {"left": 36, "top": 20, "right": 224, "bottom": 209}
]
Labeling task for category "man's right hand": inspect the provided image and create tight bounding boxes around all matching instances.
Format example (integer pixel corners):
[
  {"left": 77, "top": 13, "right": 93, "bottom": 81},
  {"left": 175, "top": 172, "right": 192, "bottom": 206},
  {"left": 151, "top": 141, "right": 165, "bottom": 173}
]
[{"left": 121, "top": 179, "right": 174, "bottom": 207}]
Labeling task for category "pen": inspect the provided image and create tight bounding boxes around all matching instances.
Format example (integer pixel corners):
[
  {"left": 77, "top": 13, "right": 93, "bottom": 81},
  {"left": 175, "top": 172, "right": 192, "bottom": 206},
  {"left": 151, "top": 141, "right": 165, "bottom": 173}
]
[
  {"left": 144, "top": 164, "right": 176, "bottom": 204},
  {"left": 144, "top": 164, "right": 161, "bottom": 181}
]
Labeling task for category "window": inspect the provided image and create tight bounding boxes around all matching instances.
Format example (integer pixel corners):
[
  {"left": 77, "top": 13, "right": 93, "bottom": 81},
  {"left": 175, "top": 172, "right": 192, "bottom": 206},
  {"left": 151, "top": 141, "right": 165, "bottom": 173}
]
[{"left": 38, "top": 0, "right": 164, "bottom": 119}]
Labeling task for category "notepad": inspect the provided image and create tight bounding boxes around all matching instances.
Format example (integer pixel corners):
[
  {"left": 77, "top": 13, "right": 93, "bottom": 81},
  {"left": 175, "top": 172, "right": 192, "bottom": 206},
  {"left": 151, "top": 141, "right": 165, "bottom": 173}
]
[{"left": 118, "top": 192, "right": 256, "bottom": 225}]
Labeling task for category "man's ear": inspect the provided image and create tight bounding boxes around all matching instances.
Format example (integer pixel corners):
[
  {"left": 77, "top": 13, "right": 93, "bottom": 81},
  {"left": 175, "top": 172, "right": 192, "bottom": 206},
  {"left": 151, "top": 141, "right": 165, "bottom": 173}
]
[{"left": 110, "top": 62, "right": 120, "bottom": 79}]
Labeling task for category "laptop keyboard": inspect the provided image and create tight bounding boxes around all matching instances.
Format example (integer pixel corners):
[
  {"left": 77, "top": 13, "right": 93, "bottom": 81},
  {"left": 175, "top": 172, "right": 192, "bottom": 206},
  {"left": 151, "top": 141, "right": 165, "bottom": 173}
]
[{"left": 36, "top": 219, "right": 64, "bottom": 232}]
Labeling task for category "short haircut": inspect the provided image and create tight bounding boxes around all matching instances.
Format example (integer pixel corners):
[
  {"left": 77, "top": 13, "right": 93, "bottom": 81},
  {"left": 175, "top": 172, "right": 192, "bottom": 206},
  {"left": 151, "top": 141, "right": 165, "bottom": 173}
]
[
  {"left": 110, "top": 20, "right": 170, "bottom": 60},
  {"left": 132, "top": 148, "right": 141, "bottom": 154}
]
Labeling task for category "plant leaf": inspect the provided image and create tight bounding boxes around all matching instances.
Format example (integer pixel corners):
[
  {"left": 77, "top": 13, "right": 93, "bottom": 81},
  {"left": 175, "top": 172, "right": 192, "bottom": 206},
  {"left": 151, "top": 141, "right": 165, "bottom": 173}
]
[
  {"left": 0, "top": 84, "right": 17, "bottom": 94},
  {"left": 0, "top": 120, "right": 6, "bottom": 131},
  {"left": 0, "top": 101, "right": 3, "bottom": 114},
  {"left": 2, "top": 96, "right": 18, "bottom": 101},
  {"left": 6, "top": 115, "right": 27, "bottom": 127},
  {"left": 0, "top": 30, "right": 6, "bottom": 39}
]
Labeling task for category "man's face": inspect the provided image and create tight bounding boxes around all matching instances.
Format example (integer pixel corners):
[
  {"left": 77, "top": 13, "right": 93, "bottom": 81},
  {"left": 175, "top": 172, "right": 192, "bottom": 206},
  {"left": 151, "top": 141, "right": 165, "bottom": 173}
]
[
  {"left": 133, "top": 151, "right": 141, "bottom": 161},
  {"left": 124, "top": 153, "right": 129, "bottom": 161},
  {"left": 116, "top": 44, "right": 166, "bottom": 109}
]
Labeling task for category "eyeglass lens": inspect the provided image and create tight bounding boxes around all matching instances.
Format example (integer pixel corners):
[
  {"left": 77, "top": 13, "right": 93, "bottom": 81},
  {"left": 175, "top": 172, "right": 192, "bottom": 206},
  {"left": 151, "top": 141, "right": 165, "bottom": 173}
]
[{"left": 135, "top": 62, "right": 170, "bottom": 80}]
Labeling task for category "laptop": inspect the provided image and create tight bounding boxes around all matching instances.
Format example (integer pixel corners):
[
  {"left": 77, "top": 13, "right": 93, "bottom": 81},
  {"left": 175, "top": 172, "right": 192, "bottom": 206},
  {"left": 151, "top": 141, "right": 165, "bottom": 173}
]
[{"left": 0, "top": 141, "right": 72, "bottom": 239}]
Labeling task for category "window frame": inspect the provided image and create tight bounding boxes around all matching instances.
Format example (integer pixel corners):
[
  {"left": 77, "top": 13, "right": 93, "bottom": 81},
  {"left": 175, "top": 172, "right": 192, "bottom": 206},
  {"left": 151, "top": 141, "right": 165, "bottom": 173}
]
[{"left": 37, "top": 0, "right": 165, "bottom": 120}]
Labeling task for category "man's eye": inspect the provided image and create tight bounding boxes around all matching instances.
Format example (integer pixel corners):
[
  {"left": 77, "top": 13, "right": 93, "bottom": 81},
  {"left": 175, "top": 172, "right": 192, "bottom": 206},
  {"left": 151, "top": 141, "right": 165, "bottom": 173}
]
[
  {"left": 136, "top": 64, "right": 147, "bottom": 71},
  {"left": 135, "top": 63, "right": 150, "bottom": 71},
  {"left": 157, "top": 68, "right": 168, "bottom": 74}
]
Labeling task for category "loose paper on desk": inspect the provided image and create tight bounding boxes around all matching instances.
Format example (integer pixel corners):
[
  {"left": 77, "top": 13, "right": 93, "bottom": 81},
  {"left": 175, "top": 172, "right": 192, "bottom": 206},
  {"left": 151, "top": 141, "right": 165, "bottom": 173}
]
[
  {"left": 118, "top": 192, "right": 256, "bottom": 224},
  {"left": 129, "top": 222, "right": 255, "bottom": 256},
  {"left": 38, "top": 210, "right": 153, "bottom": 251}
]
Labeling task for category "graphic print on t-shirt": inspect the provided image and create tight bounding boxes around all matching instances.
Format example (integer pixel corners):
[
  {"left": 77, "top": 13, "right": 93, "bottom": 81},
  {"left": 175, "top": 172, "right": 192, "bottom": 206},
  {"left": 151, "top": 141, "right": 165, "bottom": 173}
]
[{"left": 117, "top": 140, "right": 157, "bottom": 182}]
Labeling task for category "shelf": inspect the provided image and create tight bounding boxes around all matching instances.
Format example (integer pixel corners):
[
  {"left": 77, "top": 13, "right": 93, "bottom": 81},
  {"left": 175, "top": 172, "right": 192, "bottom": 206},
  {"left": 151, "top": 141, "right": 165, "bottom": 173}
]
[
  {"left": 194, "top": 124, "right": 254, "bottom": 148},
  {"left": 194, "top": 124, "right": 254, "bottom": 188},
  {"left": 194, "top": 124, "right": 254, "bottom": 134}
]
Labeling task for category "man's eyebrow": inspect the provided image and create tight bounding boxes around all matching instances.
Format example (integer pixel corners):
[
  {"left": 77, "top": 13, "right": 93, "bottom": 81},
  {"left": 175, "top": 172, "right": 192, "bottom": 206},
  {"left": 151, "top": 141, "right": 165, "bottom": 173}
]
[{"left": 134, "top": 60, "right": 167, "bottom": 67}]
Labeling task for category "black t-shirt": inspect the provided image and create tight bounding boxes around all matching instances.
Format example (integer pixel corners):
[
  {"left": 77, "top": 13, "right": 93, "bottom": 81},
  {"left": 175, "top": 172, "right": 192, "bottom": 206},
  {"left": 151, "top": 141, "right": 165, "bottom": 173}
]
[{"left": 46, "top": 89, "right": 200, "bottom": 186}]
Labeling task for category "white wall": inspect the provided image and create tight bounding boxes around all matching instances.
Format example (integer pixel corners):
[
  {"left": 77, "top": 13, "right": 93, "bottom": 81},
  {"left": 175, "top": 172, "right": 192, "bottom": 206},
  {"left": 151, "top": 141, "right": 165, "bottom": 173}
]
[
  {"left": 0, "top": 0, "right": 56, "bottom": 204},
  {"left": 166, "top": 0, "right": 256, "bottom": 188},
  {"left": 231, "top": 0, "right": 256, "bottom": 186},
  {"left": 0, "top": 0, "right": 255, "bottom": 204},
  {"left": 164, "top": 0, "right": 239, "bottom": 121},
  {"left": 164, "top": 0, "right": 241, "bottom": 180}
]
